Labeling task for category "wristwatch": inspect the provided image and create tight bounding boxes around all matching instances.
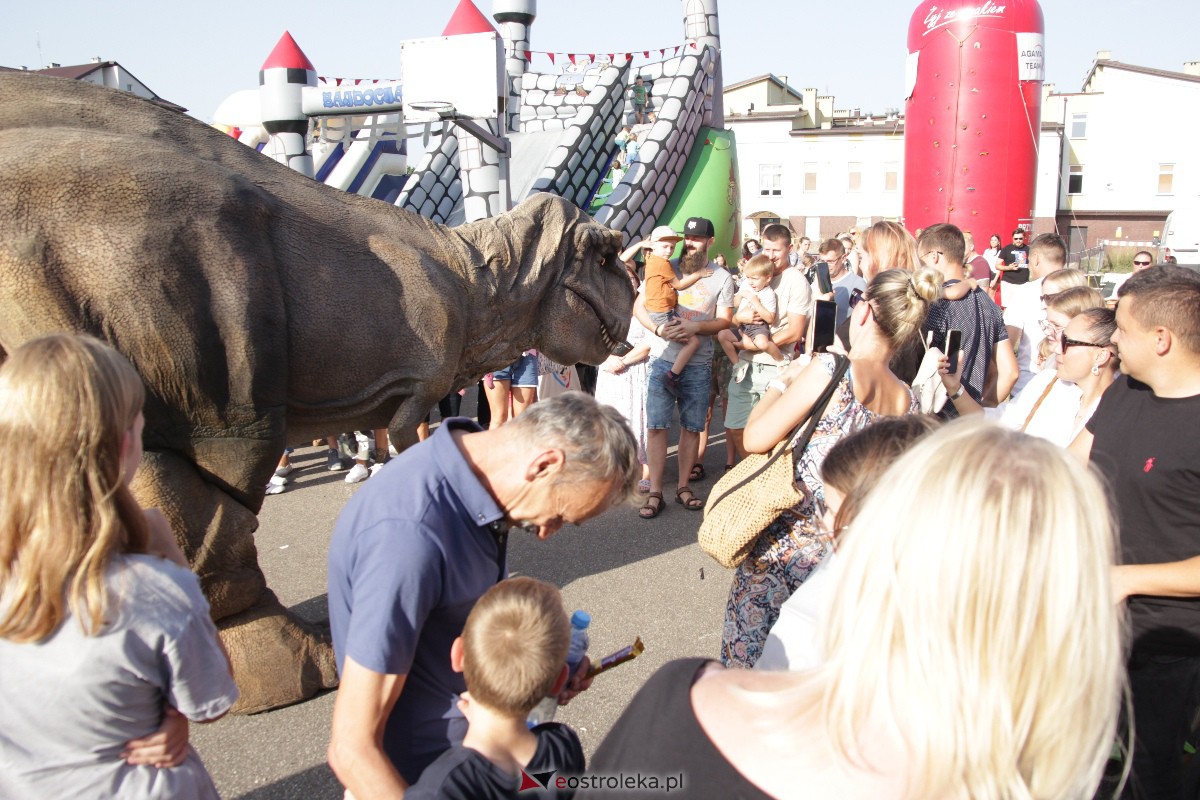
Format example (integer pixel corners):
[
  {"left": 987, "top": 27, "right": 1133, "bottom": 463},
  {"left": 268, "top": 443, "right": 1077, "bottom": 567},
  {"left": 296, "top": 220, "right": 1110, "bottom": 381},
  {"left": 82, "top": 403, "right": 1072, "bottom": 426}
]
[{"left": 948, "top": 385, "right": 965, "bottom": 401}]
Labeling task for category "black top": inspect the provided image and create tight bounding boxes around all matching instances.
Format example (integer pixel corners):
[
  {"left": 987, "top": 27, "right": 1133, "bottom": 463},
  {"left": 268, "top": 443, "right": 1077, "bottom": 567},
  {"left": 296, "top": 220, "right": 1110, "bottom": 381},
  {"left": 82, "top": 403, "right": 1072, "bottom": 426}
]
[
  {"left": 1087, "top": 375, "right": 1200, "bottom": 654},
  {"left": 922, "top": 285, "right": 1008, "bottom": 415},
  {"left": 578, "top": 659, "right": 773, "bottom": 799},
  {"left": 997, "top": 244, "right": 1030, "bottom": 284},
  {"left": 407, "top": 722, "right": 584, "bottom": 800}
]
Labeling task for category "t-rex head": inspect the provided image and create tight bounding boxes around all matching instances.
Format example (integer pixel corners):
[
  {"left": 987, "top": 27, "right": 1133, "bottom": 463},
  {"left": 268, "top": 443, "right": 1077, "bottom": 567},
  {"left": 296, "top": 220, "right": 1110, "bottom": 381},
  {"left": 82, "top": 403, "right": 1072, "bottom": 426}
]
[{"left": 454, "top": 193, "right": 634, "bottom": 373}]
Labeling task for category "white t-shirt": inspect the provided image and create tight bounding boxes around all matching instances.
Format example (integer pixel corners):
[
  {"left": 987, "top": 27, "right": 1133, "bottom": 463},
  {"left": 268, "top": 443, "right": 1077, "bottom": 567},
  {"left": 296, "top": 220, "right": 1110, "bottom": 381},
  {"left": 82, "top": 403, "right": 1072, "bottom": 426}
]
[
  {"left": 1001, "top": 277, "right": 1045, "bottom": 400},
  {"left": 642, "top": 260, "right": 734, "bottom": 363},
  {"left": 756, "top": 554, "right": 837, "bottom": 671},
  {"left": 742, "top": 267, "right": 813, "bottom": 364},
  {"left": 735, "top": 282, "right": 778, "bottom": 323},
  {"left": 0, "top": 554, "right": 238, "bottom": 800},
  {"left": 997, "top": 368, "right": 1093, "bottom": 448}
]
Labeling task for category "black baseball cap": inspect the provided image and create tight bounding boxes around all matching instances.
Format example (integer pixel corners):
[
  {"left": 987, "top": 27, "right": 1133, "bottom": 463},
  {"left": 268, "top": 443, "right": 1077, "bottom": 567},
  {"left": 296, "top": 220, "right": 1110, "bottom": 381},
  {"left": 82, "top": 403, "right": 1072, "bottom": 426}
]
[{"left": 684, "top": 217, "right": 715, "bottom": 238}]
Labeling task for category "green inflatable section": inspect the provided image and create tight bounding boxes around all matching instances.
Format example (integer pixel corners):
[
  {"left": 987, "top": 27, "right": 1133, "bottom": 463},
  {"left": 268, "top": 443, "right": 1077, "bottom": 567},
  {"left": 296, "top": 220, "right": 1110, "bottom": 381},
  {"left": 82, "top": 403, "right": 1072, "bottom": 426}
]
[{"left": 658, "top": 126, "right": 742, "bottom": 269}]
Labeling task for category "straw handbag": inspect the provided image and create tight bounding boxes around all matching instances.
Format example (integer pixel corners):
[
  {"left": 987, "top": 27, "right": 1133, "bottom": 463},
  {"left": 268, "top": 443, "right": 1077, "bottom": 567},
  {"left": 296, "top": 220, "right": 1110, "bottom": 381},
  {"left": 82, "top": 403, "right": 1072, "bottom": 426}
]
[{"left": 699, "top": 355, "right": 848, "bottom": 568}]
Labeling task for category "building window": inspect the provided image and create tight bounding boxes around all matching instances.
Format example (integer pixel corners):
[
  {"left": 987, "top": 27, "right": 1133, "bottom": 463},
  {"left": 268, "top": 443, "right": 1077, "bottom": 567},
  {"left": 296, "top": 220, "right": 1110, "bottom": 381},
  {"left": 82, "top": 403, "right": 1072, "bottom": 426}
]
[
  {"left": 848, "top": 162, "right": 862, "bottom": 192},
  {"left": 1070, "top": 113, "right": 1087, "bottom": 139},
  {"left": 759, "top": 164, "right": 782, "bottom": 196},
  {"left": 803, "top": 162, "right": 817, "bottom": 192},
  {"left": 757, "top": 216, "right": 781, "bottom": 236},
  {"left": 1158, "top": 163, "right": 1175, "bottom": 195},
  {"left": 1068, "top": 164, "right": 1084, "bottom": 195},
  {"left": 884, "top": 162, "right": 898, "bottom": 192}
]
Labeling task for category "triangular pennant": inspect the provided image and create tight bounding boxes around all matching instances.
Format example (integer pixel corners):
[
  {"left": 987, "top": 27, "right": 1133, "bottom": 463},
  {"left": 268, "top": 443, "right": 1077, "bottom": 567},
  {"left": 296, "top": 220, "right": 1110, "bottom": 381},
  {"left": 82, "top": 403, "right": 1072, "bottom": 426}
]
[
  {"left": 626, "top": 52, "right": 633, "bottom": 61},
  {"left": 689, "top": 41, "right": 698, "bottom": 49},
  {"left": 674, "top": 45, "right": 681, "bottom": 54},
  {"left": 659, "top": 49, "right": 666, "bottom": 57},
  {"left": 589, "top": 53, "right": 595, "bottom": 62},
  {"left": 608, "top": 53, "right": 615, "bottom": 62},
  {"left": 336, "top": 78, "right": 343, "bottom": 86},
  {"left": 568, "top": 54, "right": 576, "bottom": 65},
  {"left": 524, "top": 50, "right": 532, "bottom": 60},
  {"left": 548, "top": 52, "right": 556, "bottom": 64},
  {"left": 643, "top": 50, "right": 650, "bottom": 58}
]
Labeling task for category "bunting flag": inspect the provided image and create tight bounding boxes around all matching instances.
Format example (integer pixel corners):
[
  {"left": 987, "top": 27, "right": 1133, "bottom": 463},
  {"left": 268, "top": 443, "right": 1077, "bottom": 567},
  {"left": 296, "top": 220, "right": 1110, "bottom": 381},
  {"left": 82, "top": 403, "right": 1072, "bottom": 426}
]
[
  {"left": 548, "top": 52, "right": 555, "bottom": 65},
  {"left": 568, "top": 54, "right": 576, "bottom": 65},
  {"left": 524, "top": 50, "right": 532, "bottom": 60}
]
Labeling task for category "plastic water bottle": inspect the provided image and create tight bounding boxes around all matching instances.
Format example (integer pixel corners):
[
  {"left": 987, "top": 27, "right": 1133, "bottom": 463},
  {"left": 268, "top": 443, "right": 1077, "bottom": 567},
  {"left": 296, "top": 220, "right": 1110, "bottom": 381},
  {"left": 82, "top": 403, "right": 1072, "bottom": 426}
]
[
  {"left": 528, "top": 610, "right": 591, "bottom": 727},
  {"left": 566, "top": 610, "right": 591, "bottom": 673}
]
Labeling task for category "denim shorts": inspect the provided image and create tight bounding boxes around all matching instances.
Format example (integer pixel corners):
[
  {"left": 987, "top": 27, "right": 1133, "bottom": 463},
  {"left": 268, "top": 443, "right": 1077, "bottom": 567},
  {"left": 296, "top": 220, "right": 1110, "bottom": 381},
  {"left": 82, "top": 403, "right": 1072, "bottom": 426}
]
[
  {"left": 646, "top": 356, "right": 710, "bottom": 433},
  {"left": 491, "top": 353, "right": 540, "bottom": 388}
]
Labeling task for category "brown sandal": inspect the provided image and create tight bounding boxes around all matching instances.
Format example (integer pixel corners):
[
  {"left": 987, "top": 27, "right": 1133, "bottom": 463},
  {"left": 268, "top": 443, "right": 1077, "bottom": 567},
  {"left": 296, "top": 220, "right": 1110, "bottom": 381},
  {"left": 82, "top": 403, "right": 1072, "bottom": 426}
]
[
  {"left": 675, "top": 486, "right": 704, "bottom": 511},
  {"left": 639, "top": 492, "right": 664, "bottom": 519}
]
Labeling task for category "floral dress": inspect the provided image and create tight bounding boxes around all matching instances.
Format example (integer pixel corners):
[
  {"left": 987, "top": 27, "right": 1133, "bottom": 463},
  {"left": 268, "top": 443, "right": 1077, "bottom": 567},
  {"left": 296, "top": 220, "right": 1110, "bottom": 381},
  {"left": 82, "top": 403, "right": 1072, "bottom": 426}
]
[{"left": 720, "top": 353, "right": 919, "bottom": 668}]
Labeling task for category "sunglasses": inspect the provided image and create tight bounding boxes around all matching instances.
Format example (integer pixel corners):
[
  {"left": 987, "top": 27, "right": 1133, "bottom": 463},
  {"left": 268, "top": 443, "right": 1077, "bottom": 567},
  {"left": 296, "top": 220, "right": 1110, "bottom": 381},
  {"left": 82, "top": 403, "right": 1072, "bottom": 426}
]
[
  {"left": 849, "top": 288, "right": 866, "bottom": 309},
  {"left": 1133, "top": 260, "right": 1153, "bottom": 266},
  {"left": 1060, "top": 332, "right": 1105, "bottom": 352}
]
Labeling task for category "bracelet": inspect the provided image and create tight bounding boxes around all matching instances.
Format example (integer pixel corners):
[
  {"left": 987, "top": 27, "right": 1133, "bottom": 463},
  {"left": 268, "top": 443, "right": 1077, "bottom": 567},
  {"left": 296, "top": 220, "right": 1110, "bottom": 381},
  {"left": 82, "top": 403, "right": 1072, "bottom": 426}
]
[
  {"left": 948, "top": 384, "right": 965, "bottom": 401},
  {"left": 654, "top": 324, "right": 663, "bottom": 337},
  {"left": 766, "top": 379, "right": 788, "bottom": 394}
]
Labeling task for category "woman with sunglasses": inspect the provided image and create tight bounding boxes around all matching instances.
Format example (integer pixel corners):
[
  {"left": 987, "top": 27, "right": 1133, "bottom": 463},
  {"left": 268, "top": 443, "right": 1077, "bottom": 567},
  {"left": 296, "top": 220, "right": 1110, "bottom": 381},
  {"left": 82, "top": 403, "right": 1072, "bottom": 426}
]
[
  {"left": 720, "top": 267, "right": 941, "bottom": 668},
  {"left": 940, "top": 306, "right": 1118, "bottom": 448}
]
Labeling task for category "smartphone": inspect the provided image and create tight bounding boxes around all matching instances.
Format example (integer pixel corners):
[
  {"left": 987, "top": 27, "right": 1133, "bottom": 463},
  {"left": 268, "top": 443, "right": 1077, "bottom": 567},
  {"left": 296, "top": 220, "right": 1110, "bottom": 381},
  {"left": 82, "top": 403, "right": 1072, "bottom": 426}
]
[
  {"left": 815, "top": 261, "right": 833, "bottom": 294},
  {"left": 812, "top": 299, "right": 837, "bottom": 353},
  {"left": 944, "top": 329, "right": 962, "bottom": 374}
]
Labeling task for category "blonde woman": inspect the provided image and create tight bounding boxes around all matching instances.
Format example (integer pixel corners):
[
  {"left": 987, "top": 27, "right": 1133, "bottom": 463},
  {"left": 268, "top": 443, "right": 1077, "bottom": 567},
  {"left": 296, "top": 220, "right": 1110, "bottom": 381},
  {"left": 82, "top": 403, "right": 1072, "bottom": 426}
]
[
  {"left": 722, "top": 267, "right": 941, "bottom": 668},
  {"left": 855, "top": 220, "right": 920, "bottom": 281},
  {"left": 0, "top": 334, "right": 237, "bottom": 799},
  {"left": 583, "top": 421, "right": 1124, "bottom": 800}
]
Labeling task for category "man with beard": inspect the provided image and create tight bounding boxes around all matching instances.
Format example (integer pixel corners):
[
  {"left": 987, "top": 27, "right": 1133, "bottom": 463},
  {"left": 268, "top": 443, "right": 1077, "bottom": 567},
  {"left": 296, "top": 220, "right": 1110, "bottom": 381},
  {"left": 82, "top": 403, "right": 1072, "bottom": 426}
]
[{"left": 633, "top": 216, "right": 734, "bottom": 518}]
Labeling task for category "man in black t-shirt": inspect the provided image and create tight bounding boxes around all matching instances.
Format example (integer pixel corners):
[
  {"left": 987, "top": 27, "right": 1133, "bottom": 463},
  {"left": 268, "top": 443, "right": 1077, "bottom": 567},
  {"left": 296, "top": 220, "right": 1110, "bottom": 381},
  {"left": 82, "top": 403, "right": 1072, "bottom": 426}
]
[
  {"left": 1071, "top": 265, "right": 1200, "bottom": 798},
  {"left": 995, "top": 228, "right": 1030, "bottom": 285},
  {"left": 918, "top": 224, "right": 1018, "bottom": 416}
]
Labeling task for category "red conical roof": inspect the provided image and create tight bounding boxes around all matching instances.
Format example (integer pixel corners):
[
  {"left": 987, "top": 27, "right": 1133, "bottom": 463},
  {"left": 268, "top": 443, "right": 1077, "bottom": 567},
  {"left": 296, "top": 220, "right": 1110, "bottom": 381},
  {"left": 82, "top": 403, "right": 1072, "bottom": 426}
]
[
  {"left": 442, "top": 0, "right": 496, "bottom": 36},
  {"left": 261, "top": 31, "right": 315, "bottom": 71}
]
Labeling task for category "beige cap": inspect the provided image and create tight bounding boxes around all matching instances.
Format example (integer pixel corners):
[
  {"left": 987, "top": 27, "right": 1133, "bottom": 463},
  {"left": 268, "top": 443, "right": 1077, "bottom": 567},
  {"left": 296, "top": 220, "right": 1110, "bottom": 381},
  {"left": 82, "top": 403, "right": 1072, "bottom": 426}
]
[{"left": 649, "top": 225, "right": 682, "bottom": 244}]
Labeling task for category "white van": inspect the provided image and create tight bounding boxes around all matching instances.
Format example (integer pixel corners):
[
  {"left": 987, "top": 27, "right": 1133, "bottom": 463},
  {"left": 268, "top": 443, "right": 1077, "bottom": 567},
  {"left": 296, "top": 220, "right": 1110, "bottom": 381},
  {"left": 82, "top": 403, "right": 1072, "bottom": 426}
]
[{"left": 1162, "top": 208, "right": 1200, "bottom": 266}]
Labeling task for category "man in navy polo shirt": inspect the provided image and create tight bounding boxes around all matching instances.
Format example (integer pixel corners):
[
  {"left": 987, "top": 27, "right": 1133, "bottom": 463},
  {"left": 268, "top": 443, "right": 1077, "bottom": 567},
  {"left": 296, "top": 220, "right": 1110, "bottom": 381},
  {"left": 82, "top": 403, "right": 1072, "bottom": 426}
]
[{"left": 326, "top": 393, "right": 638, "bottom": 798}]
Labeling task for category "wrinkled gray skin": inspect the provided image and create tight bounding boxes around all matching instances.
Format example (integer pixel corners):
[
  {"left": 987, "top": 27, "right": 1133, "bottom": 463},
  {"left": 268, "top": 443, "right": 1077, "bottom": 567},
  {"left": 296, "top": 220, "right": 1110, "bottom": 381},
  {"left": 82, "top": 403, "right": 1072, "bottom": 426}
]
[{"left": 0, "top": 73, "right": 633, "bottom": 712}]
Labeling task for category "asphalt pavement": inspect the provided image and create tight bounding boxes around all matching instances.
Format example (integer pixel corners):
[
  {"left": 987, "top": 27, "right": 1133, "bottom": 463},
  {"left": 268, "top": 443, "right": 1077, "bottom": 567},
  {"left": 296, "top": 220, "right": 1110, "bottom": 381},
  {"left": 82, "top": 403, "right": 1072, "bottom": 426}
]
[{"left": 191, "top": 396, "right": 736, "bottom": 799}]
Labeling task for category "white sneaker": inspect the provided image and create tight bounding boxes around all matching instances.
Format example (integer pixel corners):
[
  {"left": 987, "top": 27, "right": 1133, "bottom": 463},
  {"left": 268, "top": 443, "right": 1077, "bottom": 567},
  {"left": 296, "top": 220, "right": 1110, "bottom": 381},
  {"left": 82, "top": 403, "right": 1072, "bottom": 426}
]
[
  {"left": 368, "top": 463, "right": 386, "bottom": 479},
  {"left": 265, "top": 475, "right": 287, "bottom": 495},
  {"left": 344, "top": 463, "right": 370, "bottom": 484}
]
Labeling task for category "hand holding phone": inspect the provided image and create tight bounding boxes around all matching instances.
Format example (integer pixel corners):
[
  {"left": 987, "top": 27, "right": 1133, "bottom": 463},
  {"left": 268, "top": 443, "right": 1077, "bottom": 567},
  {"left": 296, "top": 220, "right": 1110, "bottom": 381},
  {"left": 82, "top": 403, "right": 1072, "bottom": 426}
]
[
  {"left": 812, "top": 299, "right": 837, "bottom": 353},
  {"left": 944, "top": 329, "right": 962, "bottom": 374},
  {"left": 815, "top": 261, "right": 833, "bottom": 295}
]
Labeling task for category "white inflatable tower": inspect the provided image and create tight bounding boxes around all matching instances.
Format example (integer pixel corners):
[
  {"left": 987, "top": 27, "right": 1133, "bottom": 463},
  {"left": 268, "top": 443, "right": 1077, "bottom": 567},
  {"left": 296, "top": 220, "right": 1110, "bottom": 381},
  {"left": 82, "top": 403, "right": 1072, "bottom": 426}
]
[
  {"left": 492, "top": 0, "right": 536, "bottom": 134},
  {"left": 259, "top": 32, "right": 317, "bottom": 177},
  {"left": 683, "top": 0, "right": 723, "bottom": 128}
]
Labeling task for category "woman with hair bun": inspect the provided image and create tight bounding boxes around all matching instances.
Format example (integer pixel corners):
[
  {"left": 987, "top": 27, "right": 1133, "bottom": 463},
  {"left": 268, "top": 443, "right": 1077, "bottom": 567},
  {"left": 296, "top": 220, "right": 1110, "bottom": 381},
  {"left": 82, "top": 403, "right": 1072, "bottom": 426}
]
[
  {"left": 0, "top": 334, "right": 237, "bottom": 799},
  {"left": 721, "top": 267, "right": 943, "bottom": 668},
  {"left": 585, "top": 420, "right": 1124, "bottom": 800}
]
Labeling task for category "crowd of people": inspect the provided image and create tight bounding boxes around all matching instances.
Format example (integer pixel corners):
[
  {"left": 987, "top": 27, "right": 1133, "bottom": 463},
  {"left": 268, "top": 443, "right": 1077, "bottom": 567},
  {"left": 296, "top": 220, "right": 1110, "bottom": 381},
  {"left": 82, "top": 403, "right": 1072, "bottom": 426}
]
[{"left": 2, "top": 218, "right": 1199, "bottom": 798}]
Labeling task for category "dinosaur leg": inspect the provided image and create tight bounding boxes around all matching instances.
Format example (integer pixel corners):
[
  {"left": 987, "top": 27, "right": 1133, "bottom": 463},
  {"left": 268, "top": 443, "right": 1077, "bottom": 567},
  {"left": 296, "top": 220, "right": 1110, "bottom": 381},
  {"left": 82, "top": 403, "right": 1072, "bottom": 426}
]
[{"left": 132, "top": 449, "right": 338, "bottom": 713}]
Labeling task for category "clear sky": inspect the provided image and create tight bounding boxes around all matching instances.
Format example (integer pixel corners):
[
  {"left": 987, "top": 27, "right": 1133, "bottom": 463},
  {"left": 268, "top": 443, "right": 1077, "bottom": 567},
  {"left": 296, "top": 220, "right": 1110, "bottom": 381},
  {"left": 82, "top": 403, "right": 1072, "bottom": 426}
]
[{"left": 2, "top": 0, "right": 1195, "bottom": 123}]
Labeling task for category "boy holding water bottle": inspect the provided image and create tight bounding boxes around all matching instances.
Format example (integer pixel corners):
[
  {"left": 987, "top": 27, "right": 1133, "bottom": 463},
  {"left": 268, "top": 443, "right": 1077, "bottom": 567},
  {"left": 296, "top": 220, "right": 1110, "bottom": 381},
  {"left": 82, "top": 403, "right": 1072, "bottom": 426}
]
[{"left": 406, "top": 578, "right": 585, "bottom": 799}]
